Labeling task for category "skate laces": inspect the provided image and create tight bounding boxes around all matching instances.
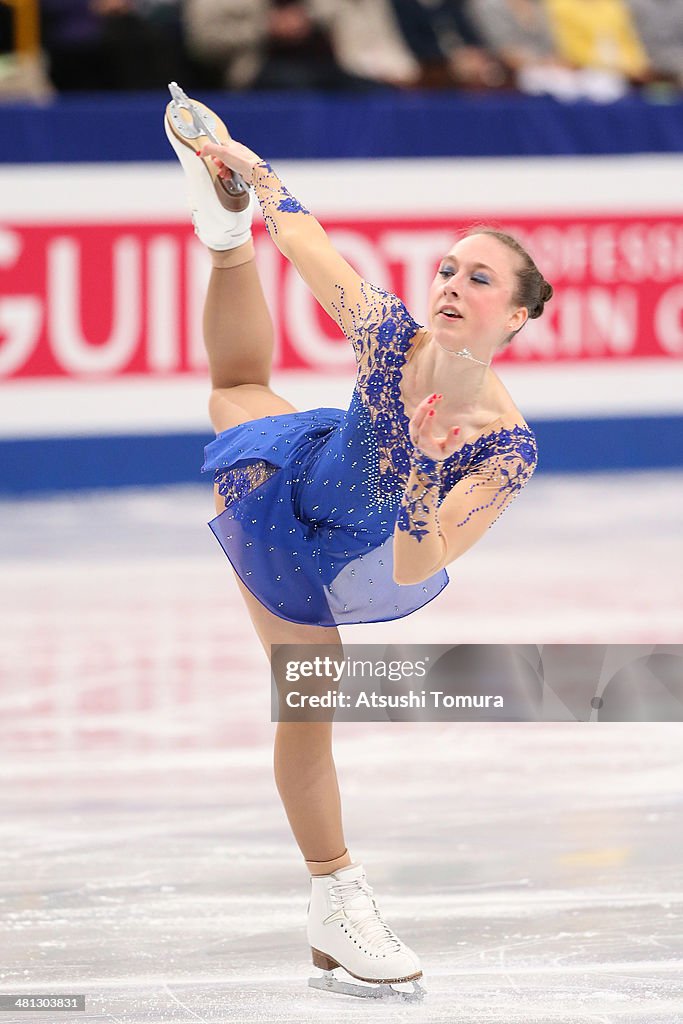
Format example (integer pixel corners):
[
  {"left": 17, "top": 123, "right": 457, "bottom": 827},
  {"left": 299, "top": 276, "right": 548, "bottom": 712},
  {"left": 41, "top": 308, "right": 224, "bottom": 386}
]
[{"left": 329, "top": 877, "right": 403, "bottom": 954}]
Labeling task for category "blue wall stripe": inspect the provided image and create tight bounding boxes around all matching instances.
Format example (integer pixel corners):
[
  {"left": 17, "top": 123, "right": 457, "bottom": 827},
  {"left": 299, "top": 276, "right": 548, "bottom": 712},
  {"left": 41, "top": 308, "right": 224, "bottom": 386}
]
[
  {"left": 0, "top": 432, "right": 212, "bottom": 495},
  {"left": 1, "top": 417, "right": 681, "bottom": 495},
  {"left": 4, "top": 93, "right": 683, "bottom": 164},
  {"left": 532, "top": 416, "right": 683, "bottom": 472}
]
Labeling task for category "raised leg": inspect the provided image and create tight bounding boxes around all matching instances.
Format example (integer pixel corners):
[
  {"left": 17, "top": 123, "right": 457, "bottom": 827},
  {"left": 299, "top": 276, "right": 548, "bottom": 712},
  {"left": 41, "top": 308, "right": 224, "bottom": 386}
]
[
  {"left": 165, "top": 87, "right": 295, "bottom": 430},
  {"left": 204, "top": 243, "right": 298, "bottom": 433},
  {"left": 204, "top": 244, "right": 274, "bottom": 391}
]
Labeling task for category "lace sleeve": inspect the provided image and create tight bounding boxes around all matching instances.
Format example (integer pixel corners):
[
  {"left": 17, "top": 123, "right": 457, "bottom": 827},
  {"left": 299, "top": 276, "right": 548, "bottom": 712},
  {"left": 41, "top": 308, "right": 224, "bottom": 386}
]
[
  {"left": 436, "top": 429, "right": 538, "bottom": 562},
  {"left": 251, "top": 160, "right": 402, "bottom": 364},
  {"left": 392, "top": 425, "right": 537, "bottom": 584}
]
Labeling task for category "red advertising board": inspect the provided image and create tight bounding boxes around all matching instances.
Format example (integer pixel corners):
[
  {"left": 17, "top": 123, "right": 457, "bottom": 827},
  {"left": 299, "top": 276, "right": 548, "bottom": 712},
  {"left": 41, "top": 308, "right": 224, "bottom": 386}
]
[{"left": 2, "top": 214, "right": 683, "bottom": 379}]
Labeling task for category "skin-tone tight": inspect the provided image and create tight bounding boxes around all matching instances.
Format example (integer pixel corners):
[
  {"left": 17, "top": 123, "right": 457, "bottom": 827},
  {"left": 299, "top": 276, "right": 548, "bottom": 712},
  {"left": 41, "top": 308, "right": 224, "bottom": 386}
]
[{"left": 204, "top": 241, "right": 352, "bottom": 878}]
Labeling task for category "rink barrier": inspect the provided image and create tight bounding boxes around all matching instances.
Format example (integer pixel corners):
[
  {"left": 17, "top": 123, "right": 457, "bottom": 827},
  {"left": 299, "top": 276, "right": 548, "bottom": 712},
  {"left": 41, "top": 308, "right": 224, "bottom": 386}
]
[
  {"left": 3, "top": 92, "right": 683, "bottom": 164},
  {"left": 2, "top": 415, "right": 683, "bottom": 494}
]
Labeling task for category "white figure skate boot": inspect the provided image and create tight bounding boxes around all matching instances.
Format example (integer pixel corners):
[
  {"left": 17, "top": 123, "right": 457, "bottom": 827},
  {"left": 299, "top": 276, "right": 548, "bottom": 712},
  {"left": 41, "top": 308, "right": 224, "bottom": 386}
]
[
  {"left": 164, "top": 82, "right": 255, "bottom": 251},
  {"left": 307, "top": 862, "right": 425, "bottom": 1002}
]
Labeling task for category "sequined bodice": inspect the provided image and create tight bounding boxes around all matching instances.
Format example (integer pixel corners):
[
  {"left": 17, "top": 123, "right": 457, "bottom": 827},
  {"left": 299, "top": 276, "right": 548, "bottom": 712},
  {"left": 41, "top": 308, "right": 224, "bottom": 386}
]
[{"left": 294, "top": 286, "right": 537, "bottom": 535}]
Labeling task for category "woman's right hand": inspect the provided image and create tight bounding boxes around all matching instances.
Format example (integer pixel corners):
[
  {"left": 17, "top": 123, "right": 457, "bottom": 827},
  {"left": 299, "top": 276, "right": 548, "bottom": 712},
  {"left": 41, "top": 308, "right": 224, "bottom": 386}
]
[
  {"left": 198, "top": 140, "right": 263, "bottom": 187},
  {"left": 409, "top": 394, "right": 462, "bottom": 462}
]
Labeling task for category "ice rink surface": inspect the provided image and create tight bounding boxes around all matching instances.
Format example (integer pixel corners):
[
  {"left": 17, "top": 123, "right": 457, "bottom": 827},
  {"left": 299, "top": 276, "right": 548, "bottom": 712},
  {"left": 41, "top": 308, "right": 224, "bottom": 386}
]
[{"left": 1, "top": 471, "right": 682, "bottom": 1023}]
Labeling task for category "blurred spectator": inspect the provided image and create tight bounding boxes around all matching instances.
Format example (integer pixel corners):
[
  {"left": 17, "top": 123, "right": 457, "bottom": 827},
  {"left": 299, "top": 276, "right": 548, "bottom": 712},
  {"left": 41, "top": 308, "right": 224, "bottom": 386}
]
[
  {"left": 183, "top": 0, "right": 416, "bottom": 91},
  {"left": 319, "top": 0, "right": 419, "bottom": 88},
  {"left": 0, "top": 0, "right": 53, "bottom": 98},
  {"left": 1, "top": 3, "right": 13, "bottom": 56},
  {"left": 628, "top": 0, "right": 683, "bottom": 87},
  {"left": 134, "top": 0, "right": 195, "bottom": 83},
  {"left": 182, "top": 0, "right": 263, "bottom": 89},
  {"left": 469, "top": 0, "right": 558, "bottom": 74},
  {"left": 41, "top": 0, "right": 190, "bottom": 90},
  {"left": 543, "top": 0, "right": 650, "bottom": 82},
  {"left": 248, "top": 0, "right": 366, "bottom": 91},
  {"left": 41, "top": 0, "right": 107, "bottom": 89},
  {"left": 387, "top": 0, "right": 507, "bottom": 89},
  {"left": 30, "top": 0, "right": 683, "bottom": 94},
  {"left": 469, "top": 0, "right": 608, "bottom": 99}
]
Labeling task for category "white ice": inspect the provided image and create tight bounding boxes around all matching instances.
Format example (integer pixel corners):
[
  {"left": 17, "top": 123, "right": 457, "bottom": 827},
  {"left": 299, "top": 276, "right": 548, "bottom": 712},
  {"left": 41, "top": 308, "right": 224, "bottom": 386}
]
[{"left": 1, "top": 471, "right": 682, "bottom": 1023}]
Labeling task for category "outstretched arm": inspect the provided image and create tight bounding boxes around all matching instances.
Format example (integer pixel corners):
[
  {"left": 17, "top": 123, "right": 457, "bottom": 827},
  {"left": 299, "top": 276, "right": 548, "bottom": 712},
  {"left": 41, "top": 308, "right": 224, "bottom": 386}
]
[
  {"left": 393, "top": 396, "right": 537, "bottom": 585},
  {"left": 200, "top": 140, "right": 383, "bottom": 360}
]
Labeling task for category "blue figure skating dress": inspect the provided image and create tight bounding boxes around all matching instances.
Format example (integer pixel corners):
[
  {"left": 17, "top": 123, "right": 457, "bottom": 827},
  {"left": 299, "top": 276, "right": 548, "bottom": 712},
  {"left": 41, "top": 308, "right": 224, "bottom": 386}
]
[{"left": 201, "top": 163, "right": 538, "bottom": 627}]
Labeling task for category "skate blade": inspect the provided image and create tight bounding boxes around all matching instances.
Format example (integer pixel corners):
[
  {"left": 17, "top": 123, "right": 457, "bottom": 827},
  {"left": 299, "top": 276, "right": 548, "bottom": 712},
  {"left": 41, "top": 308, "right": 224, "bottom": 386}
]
[
  {"left": 166, "top": 82, "right": 249, "bottom": 206},
  {"left": 308, "top": 969, "right": 425, "bottom": 1003},
  {"left": 167, "top": 81, "right": 221, "bottom": 144}
]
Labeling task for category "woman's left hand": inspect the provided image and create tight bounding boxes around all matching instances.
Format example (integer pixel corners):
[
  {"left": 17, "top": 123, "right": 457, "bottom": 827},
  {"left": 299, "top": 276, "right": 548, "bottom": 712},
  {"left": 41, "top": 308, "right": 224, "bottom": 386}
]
[
  {"left": 198, "top": 140, "right": 262, "bottom": 187},
  {"left": 409, "top": 394, "right": 461, "bottom": 461}
]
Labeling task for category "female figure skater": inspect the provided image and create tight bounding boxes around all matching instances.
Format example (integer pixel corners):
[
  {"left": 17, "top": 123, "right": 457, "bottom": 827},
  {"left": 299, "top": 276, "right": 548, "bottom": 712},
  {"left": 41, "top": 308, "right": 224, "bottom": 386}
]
[{"left": 164, "top": 84, "right": 551, "bottom": 1002}]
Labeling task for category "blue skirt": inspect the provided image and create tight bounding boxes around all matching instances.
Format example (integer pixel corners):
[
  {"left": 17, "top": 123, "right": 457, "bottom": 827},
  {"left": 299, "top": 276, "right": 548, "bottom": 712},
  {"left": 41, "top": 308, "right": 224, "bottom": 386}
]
[{"left": 201, "top": 409, "right": 449, "bottom": 626}]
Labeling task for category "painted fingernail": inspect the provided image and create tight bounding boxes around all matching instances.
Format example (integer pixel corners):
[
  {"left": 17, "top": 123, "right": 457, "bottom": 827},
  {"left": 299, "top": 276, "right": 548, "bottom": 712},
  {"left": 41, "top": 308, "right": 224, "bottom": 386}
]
[
  {"left": 195, "top": 150, "right": 201, "bottom": 156},
  {"left": 429, "top": 410, "right": 435, "bottom": 417},
  {"left": 427, "top": 397, "right": 434, "bottom": 404},
  {"left": 437, "top": 394, "right": 443, "bottom": 399},
  {"left": 453, "top": 427, "right": 460, "bottom": 434}
]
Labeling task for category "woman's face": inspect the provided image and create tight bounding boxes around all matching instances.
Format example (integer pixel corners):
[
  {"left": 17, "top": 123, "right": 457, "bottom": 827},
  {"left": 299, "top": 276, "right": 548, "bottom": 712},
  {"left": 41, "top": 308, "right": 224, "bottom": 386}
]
[{"left": 428, "top": 233, "right": 528, "bottom": 353}]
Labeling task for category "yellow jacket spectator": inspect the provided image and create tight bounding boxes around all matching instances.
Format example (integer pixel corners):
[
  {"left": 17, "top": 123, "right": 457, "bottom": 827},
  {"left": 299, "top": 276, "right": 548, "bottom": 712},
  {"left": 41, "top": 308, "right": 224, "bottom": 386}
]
[{"left": 544, "top": 0, "right": 649, "bottom": 79}]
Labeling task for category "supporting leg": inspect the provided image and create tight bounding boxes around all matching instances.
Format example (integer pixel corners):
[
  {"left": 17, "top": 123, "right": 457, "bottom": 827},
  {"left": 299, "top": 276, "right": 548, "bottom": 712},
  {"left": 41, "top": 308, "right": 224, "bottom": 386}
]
[
  {"left": 238, "top": 580, "right": 424, "bottom": 1000},
  {"left": 226, "top": 565, "right": 352, "bottom": 875},
  {"left": 274, "top": 721, "right": 351, "bottom": 873}
]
